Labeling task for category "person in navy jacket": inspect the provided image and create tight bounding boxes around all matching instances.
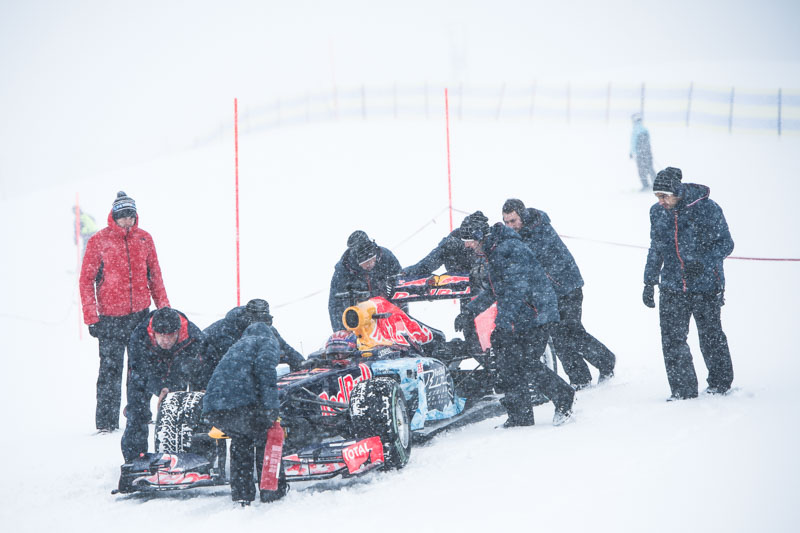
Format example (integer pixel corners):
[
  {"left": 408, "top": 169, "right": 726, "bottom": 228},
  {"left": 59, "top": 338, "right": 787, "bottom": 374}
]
[
  {"left": 462, "top": 218, "right": 575, "bottom": 427},
  {"left": 200, "top": 298, "right": 304, "bottom": 386},
  {"left": 120, "top": 307, "right": 205, "bottom": 462},
  {"left": 203, "top": 321, "right": 281, "bottom": 504},
  {"left": 643, "top": 167, "right": 734, "bottom": 400},
  {"left": 502, "top": 199, "right": 615, "bottom": 388}
]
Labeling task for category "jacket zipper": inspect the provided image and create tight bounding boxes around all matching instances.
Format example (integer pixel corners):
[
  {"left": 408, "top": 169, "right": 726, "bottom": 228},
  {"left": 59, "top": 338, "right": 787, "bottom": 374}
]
[
  {"left": 124, "top": 232, "right": 134, "bottom": 312},
  {"left": 673, "top": 212, "right": 687, "bottom": 292}
]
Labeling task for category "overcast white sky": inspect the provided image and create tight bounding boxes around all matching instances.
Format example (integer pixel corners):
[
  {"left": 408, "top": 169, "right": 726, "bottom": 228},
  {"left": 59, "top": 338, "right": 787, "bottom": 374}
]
[{"left": 1, "top": 0, "right": 798, "bottom": 197}]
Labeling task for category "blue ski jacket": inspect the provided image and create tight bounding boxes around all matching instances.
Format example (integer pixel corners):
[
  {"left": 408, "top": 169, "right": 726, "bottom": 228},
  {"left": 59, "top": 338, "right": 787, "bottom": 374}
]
[
  {"left": 518, "top": 207, "right": 583, "bottom": 297},
  {"left": 202, "top": 322, "right": 280, "bottom": 415},
  {"left": 644, "top": 183, "right": 734, "bottom": 293},
  {"left": 466, "top": 224, "right": 559, "bottom": 332}
]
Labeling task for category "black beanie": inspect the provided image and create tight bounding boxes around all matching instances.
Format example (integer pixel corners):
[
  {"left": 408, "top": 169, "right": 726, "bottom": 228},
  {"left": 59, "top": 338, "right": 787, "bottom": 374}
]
[
  {"left": 152, "top": 308, "right": 181, "bottom": 333},
  {"left": 112, "top": 191, "right": 137, "bottom": 219},
  {"left": 347, "top": 230, "right": 378, "bottom": 263},
  {"left": 245, "top": 298, "right": 272, "bottom": 323},
  {"left": 653, "top": 167, "right": 683, "bottom": 195},
  {"left": 459, "top": 211, "right": 490, "bottom": 241}
]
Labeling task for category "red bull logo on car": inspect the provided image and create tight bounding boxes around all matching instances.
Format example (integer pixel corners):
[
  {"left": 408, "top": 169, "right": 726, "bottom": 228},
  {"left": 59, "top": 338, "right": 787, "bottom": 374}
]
[{"left": 318, "top": 363, "right": 372, "bottom": 415}]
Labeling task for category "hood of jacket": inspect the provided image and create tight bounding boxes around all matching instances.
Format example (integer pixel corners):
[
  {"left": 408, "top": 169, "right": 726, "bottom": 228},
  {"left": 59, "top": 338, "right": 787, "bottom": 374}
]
[
  {"left": 483, "top": 222, "right": 522, "bottom": 254},
  {"left": 676, "top": 183, "right": 711, "bottom": 209},
  {"left": 105, "top": 209, "right": 140, "bottom": 235},
  {"left": 241, "top": 321, "right": 271, "bottom": 339}
]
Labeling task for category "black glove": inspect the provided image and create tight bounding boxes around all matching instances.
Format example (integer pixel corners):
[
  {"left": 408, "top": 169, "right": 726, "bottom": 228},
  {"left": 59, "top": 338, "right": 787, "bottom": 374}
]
[
  {"left": 642, "top": 284, "right": 655, "bottom": 308},
  {"left": 88, "top": 321, "right": 103, "bottom": 338},
  {"left": 684, "top": 261, "right": 704, "bottom": 278},
  {"left": 454, "top": 312, "right": 472, "bottom": 333}
]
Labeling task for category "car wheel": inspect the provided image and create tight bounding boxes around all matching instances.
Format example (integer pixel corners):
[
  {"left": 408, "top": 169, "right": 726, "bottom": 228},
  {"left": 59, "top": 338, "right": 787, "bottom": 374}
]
[{"left": 349, "top": 377, "right": 411, "bottom": 470}]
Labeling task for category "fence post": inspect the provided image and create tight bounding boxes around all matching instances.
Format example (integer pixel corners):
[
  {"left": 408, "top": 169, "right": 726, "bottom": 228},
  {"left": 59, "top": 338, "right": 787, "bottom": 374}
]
[
  {"left": 566, "top": 82, "right": 571, "bottom": 124},
  {"left": 529, "top": 80, "right": 537, "bottom": 121},
  {"left": 425, "top": 81, "right": 430, "bottom": 120},
  {"left": 361, "top": 84, "right": 366, "bottom": 120},
  {"left": 458, "top": 82, "right": 463, "bottom": 121},
  {"left": 728, "top": 86, "right": 735, "bottom": 134},
  {"left": 640, "top": 82, "right": 645, "bottom": 119},
  {"left": 496, "top": 83, "right": 506, "bottom": 121},
  {"left": 778, "top": 88, "right": 782, "bottom": 136},
  {"left": 686, "top": 82, "right": 693, "bottom": 127},
  {"left": 606, "top": 82, "right": 611, "bottom": 124}
]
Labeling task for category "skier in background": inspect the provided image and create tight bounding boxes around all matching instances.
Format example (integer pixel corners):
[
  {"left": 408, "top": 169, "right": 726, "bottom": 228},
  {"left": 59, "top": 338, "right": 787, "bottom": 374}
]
[
  {"left": 73, "top": 205, "right": 98, "bottom": 257},
  {"left": 630, "top": 113, "right": 656, "bottom": 191}
]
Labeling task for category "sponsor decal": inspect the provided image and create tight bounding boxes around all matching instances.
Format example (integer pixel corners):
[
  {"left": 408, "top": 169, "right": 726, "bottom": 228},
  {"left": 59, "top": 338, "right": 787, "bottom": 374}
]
[
  {"left": 342, "top": 437, "right": 385, "bottom": 474},
  {"left": 132, "top": 454, "right": 211, "bottom": 486},
  {"left": 318, "top": 363, "right": 373, "bottom": 415}
]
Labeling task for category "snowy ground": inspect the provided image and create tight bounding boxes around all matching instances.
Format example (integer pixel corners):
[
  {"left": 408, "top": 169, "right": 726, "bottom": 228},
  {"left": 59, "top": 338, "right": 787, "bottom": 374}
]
[{"left": 0, "top": 114, "right": 798, "bottom": 531}]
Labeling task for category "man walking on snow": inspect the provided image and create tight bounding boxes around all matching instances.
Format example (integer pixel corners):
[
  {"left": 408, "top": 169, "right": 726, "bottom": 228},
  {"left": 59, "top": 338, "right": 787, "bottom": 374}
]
[
  {"left": 501, "top": 199, "right": 615, "bottom": 389},
  {"left": 460, "top": 215, "right": 575, "bottom": 427},
  {"left": 79, "top": 191, "right": 170, "bottom": 433},
  {"left": 642, "top": 167, "right": 734, "bottom": 400}
]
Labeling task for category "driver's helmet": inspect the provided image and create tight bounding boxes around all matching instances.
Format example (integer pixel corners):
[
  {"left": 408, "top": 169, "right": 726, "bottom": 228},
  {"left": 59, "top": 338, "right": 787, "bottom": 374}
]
[{"left": 325, "top": 330, "right": 358, "bottom": 356}]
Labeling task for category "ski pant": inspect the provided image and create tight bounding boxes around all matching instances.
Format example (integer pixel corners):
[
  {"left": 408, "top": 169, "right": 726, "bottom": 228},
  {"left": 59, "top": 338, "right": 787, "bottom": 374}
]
[
  {"left": 636, "top": 155, "right": 655, "bottom": 189},
  {"left": 659, "top": 289, "right": 734, "bottom": 398},
  {"left": 206, "top": 407, "right": 270, "bottom": 502},
  {"left": 550, "top": 288, "right": 616, "bottom": 386},
  {"left": 96, "top": 309, "right": 149, "bottom": 430},
  {"left": 497, "top": 323, "right": 574, "bottom": 423}
]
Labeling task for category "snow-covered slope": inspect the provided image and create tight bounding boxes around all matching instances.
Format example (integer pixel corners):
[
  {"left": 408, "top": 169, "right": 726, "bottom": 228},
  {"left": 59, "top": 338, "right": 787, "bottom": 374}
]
[{"left": 0, "top": 116, "right": 798, "bottom": 531}]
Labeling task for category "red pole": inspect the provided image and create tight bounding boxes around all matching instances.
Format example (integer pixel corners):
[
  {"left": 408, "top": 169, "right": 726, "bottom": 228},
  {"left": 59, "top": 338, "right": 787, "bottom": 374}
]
[
  {"left": 445, "top": 88, "right": 453, "bottom": 232},
  {"left": 75, "top": 192, "right": 82, "bottom": 340},
  {"left": 234, "top": 98, "right": 241, "bottom": 306}
]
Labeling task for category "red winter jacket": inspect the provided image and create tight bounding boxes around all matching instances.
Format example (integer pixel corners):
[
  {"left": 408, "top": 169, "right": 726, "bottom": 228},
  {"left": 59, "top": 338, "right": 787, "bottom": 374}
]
[{"left": 79, "top": 211, "right": 170, "bottom": 324}]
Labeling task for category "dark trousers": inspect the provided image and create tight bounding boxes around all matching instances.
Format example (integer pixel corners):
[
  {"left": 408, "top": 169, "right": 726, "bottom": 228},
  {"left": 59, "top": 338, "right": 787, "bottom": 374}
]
[
  {"left": 659, "top": 290, "right": 734, "bottom": 397},
  {"left": 96, "top": 310, "right": 148, "bottom": 430},
  {"left": 206, "top": 407, "right": 268, "bottom": 502},
  {"left": 550, "top": 288, "right": 616, "bottom": 386},
  {"left": 636, "top": 156, "right": 655, "bottom": 188},
  {"left": 498, "top": 324, "right": 574, "bottom": 422}
]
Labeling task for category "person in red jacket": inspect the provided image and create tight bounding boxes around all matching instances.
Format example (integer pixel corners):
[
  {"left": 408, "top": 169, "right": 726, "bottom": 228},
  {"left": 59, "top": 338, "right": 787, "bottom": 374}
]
[{"left": 79, "top": 191, "right": 170, "bottom": 433}]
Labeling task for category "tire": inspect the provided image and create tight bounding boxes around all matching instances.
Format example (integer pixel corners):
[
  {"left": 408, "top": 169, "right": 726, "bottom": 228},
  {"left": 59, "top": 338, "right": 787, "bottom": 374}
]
[
  {"left": 349, "top": 377, "right": 411, "bottom": 470},
  {"left": 154, "top": 391, "right": 205, "bottom": 453}
]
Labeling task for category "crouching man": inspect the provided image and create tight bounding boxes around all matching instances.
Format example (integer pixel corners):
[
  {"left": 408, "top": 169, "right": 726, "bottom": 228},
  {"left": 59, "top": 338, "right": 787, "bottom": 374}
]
[
  {"left": 202, "top": 321, "right": 283, "bottom": 505},
  {"left": 120, "top": 307, "right": 206, "bottom": 463}
]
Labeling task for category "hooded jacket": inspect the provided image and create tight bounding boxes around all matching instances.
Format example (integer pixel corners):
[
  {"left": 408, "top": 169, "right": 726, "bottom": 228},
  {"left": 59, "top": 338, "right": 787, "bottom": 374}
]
[
  {"left": 518, "top": 207, "right": 583, "bottom": 297},
  {"left": 125, "top": 309, "right": 206, "bottom": 419},
  {"left": 202, "top": 322, "right": 280, "bottom": 415},
  {"left": 328, "top": 246, "right": 402, "bottom": 330},
  {"left": 644, "top": 183, "right": 734, "bottom": 293},
  {"left": 79, "top": 211, "right": 169, "bottom": 324},
  {"left": 466, "top": 224, "right": 559, "bottom": 331}
]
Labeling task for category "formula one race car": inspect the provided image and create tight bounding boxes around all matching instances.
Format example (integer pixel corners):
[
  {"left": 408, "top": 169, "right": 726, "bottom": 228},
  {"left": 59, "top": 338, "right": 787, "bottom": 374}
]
[{"left": 115, "top": 274, "right": 554, "bottom": 498}]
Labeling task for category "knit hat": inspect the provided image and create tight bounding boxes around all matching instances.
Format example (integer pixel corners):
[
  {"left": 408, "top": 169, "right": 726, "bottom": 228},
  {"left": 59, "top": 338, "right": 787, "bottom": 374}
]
[
  {"left": 347, "top": 230, "right": 378, "bottom": 264},
  {"left": 152, "top": 308, "right": 181, "bottom": 333},
  {"left": 112, "top": 191, "right": 137, "bottom": 219},
  {"left": 459, "top": 211, "right": 490, "bottom": 241},
  {"left": 653, "top": 167, "right": 683, "bottom": 195},
  {"left": 245, "top": 298, "right": 272, "bottom": 323}
]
